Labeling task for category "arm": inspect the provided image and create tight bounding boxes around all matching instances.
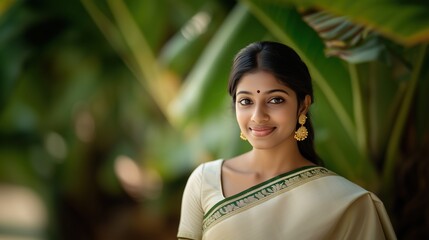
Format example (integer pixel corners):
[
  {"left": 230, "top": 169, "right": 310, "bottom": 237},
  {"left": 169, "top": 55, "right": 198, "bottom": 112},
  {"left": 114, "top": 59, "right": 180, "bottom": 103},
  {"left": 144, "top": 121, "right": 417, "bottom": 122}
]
[
  {"left": 177, "top": 164, "right": 204, "bottom": 240},
  {"left": 332, "top": 193, "right": 397, "bottom": 240}
]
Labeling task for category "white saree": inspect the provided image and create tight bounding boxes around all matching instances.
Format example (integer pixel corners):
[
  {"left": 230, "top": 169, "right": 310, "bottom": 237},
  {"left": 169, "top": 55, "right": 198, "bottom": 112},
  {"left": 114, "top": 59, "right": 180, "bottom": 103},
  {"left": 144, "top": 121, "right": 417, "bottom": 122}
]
[{"left": 178, "top": 159, "right": 396, "bottom": 240}]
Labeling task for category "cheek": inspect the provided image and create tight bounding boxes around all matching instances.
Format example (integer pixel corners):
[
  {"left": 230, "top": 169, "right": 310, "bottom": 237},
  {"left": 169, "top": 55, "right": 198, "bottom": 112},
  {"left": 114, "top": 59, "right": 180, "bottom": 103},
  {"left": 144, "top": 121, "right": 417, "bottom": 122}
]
[
  {"left": 235, "top": 111, "right": 244, "bottom": 124},
  {"left": 235, "top": 109, "right": 248, "bottom": 126},
  {"left": 273, "top": 109, "right": 297, "bottom": 125}
]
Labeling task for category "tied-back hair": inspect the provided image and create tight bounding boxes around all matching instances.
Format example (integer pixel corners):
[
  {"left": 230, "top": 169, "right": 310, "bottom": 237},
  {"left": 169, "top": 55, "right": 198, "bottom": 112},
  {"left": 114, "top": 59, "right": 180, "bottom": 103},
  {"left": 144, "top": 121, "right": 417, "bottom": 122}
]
[{"left": 228, "top": 41, "right": 323, "bottom": 166}]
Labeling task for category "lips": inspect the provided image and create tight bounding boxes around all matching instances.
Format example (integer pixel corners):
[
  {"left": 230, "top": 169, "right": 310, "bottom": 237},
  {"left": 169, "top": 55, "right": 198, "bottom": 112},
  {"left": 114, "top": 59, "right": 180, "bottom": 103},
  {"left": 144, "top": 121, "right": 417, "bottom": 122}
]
[{"left": 249, "top": 126, "right": 276, "bottom": 137}]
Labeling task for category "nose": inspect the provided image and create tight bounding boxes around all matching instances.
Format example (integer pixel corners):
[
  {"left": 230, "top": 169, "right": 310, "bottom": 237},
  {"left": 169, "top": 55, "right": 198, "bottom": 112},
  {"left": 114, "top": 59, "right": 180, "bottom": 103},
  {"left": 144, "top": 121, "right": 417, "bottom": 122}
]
[{"left": 251, "top": 104, "right": 269, "bottom": 123}]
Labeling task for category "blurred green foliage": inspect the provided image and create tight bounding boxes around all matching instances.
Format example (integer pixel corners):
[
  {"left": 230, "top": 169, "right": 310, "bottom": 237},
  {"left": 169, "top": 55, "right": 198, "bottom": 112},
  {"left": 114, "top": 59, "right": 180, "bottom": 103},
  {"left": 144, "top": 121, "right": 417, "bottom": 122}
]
[{"left": 0, "top": 0, "right": 428, "bottom": 239}]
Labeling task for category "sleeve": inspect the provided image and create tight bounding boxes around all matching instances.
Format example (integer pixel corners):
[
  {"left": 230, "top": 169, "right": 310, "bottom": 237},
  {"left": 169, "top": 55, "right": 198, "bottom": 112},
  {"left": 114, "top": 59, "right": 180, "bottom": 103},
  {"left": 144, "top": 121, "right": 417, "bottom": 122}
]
[
  {"left": 331, "top": 193, "right": 397, "bottom": 240},
  {"left": 177, "top": 164, "right": 204, "bottom": 240}
]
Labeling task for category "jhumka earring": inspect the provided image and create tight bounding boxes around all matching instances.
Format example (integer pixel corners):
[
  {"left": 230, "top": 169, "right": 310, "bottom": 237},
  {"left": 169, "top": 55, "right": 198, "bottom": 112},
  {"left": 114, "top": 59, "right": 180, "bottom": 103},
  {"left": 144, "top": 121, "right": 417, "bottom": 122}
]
[
  {"left": 294, "top": 114, "right": 308, "bottom": 141},
  {"left": 240, "top": 132, "right": 247, "bottom": 141}
]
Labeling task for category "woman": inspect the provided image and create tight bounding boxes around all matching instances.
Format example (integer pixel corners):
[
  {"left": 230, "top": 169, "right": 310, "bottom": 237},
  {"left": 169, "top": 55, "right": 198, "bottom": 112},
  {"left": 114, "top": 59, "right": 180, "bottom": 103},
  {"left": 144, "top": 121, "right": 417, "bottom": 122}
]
[{"left": 177, "top": 41, "right": 396, "bottom": 240}]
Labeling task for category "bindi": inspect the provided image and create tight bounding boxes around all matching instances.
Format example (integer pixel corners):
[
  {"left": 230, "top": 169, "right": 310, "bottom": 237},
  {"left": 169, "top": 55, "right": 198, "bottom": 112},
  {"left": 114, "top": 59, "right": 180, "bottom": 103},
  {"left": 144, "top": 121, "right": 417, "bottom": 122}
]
[{"left": 257, "top": 90, "right": 260, "bottom": 93}]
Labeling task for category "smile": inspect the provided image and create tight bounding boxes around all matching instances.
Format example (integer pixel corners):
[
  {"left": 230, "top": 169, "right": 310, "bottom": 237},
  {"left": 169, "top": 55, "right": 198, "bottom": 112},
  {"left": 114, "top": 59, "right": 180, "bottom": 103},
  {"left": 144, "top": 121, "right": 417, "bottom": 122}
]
[{"left": 249, "top": 127, "right": 276, "bottom": 137}]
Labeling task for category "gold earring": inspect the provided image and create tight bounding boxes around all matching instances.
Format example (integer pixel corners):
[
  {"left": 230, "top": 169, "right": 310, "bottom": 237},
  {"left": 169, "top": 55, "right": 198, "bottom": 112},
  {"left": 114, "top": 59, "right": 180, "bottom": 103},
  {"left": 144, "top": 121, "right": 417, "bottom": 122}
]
[
  {"left": 294, "top": 114, "right": 308, "bottom": 141},
  {"left": 240, "top": 132, "right": 247, "bottom": 141}
]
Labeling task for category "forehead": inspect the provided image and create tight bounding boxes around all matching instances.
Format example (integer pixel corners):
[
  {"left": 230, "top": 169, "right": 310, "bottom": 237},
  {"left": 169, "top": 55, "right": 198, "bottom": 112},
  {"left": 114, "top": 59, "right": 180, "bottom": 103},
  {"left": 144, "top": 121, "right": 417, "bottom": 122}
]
[{"left": 236, "top": 71, "right": 292, "bottom": 92}]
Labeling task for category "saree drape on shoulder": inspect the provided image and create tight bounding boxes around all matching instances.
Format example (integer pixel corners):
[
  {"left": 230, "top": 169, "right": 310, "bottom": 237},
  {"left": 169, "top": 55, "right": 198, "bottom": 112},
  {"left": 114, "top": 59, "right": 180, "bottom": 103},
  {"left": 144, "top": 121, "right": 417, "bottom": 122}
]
[{"left": 178, "top": 159, "right": 396, "bottom": 240}]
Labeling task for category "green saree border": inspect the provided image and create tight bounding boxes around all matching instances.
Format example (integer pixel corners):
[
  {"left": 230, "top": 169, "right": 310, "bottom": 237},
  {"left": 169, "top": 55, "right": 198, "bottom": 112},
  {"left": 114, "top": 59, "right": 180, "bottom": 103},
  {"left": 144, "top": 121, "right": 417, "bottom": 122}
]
[{"left": 202, "top": 166, "right": 335, "bottom": 232}]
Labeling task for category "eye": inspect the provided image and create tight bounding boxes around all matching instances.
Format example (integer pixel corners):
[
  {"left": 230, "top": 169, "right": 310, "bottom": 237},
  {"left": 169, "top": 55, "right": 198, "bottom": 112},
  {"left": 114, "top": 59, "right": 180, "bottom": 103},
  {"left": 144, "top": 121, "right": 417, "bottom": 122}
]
[
  {"left": 269, "top": 97, "right": 285, "bottom": 104},
  {"left": 238, "top": 98, "right": 252, "bottom": 106}
]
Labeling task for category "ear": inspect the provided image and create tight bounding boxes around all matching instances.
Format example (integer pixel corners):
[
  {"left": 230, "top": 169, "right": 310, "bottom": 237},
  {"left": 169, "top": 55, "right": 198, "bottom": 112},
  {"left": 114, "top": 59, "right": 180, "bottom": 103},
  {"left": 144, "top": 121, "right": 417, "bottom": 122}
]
[{"left": 298, "top": 95, "right": 312, "bottom": 115}]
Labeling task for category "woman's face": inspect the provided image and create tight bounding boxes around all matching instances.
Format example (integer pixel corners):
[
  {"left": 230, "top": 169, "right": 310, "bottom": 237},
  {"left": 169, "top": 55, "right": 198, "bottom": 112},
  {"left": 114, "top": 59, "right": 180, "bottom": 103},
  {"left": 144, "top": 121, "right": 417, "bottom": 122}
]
[{"left": 235, "top": 71, "right": 304, "bottom": 150}]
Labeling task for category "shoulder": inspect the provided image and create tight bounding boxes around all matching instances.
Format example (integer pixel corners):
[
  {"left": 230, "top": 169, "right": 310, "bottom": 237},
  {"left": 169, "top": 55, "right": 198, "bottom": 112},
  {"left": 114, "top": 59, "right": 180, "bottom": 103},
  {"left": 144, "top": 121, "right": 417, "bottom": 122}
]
[
  {"left": 309, "top": 168, "right": 384, "bottom": 211},
  {"left": 315, "top": 168, "right": 391, "bottom": 207},
  {"left": 186, "top": 159, "right": 223, "bottom": 184},
  {"left": 314, "top": 167, "right": 369, "bottom": 198},
  {"left": 317, "top": 168, "right": 392, "bottom": 212},
  {"left": 202, "top": 159, "right": 224, "bottom": 170},
  {"left": 182, "top": 159, "right": 224, "bottom": 212}
]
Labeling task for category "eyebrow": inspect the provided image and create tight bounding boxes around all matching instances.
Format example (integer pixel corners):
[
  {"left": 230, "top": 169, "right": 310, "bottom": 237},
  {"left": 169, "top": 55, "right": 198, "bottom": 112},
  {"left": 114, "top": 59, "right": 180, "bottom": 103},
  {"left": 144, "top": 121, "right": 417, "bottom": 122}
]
[{"left": 236, "top": 89, "right": 289, "bottom": 96}]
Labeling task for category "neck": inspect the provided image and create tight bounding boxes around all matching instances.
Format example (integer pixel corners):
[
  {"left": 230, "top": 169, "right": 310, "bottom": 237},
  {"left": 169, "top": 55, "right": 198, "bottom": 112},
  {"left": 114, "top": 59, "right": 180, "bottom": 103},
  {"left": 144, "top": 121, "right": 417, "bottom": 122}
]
[{"left": 246, "top": 142, "right": 310, "bottom": 178}]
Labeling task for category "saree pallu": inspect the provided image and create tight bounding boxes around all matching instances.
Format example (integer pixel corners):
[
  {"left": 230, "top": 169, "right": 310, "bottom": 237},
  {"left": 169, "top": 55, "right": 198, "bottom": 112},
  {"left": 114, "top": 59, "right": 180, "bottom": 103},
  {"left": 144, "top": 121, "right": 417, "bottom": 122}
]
[{"left": 178, "top": 160, "right": 396, "bottom": 240}]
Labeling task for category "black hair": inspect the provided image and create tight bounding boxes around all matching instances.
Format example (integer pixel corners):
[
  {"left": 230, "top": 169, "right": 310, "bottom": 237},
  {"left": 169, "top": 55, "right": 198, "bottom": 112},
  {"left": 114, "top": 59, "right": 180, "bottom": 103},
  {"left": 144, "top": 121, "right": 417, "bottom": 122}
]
[{"left": 228, "top": 41, "right": 323, "bottom": 166}]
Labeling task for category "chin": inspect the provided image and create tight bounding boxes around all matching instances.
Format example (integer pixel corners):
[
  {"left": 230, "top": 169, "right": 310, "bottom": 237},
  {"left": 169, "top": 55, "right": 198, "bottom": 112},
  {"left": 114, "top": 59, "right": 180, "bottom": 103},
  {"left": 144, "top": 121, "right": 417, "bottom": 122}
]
[{"left": 249, "top": 137, "right": 294, "bottom": 150}]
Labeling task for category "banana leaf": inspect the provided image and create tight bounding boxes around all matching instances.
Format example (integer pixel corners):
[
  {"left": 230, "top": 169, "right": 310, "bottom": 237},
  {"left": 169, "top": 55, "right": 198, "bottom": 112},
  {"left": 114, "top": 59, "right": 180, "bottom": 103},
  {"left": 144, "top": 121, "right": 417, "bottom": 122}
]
[{"left": 267, "top": 0, "right": 429, "bottom": 45}]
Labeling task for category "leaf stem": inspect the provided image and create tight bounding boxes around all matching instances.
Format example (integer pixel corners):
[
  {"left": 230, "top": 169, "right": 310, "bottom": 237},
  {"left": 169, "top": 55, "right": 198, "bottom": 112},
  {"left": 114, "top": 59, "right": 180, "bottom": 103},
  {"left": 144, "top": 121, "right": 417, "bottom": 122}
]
[
  {"left": 383, "top": 44, "right": 427, "bottom": 186},
  {"left": 106, "top": 0, "right": 176, "bottom": 121},
  {"left": 80, "top": 0, "right": 139, "bottom": 77},
  {"left": 349, "top": 63, "right": 368, "bottom": 157}
]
